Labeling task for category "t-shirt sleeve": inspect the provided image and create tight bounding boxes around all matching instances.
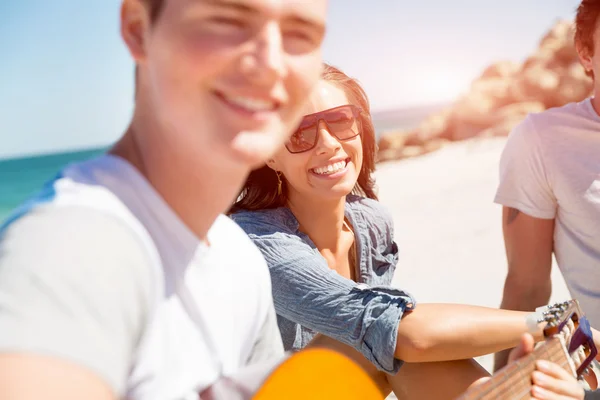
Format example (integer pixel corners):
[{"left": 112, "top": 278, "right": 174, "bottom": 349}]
[
  {"left": 494, "top": 116, "right": 558, "bottom": 219},
  {"left": 246, "top": 303, "right": 284, "bottom": 365},
  {"left": 0, "top": 206, "right": 153, "bottom": 397}
]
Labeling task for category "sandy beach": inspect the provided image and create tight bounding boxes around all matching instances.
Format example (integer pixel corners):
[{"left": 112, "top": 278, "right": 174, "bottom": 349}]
[{"left": 376, "top": 136, "right": 572, "bottom": 374}]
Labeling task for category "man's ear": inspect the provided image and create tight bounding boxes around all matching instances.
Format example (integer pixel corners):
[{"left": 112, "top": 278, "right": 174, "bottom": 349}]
[
  {"left": 576, "top": 42, "right": 594, "bottom": 74},
  {"left": 121, "top": 0, "right": 150, "bottom": 64}
]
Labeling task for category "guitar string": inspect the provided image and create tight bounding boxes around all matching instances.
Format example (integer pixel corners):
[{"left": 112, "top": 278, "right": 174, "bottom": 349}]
[
  {"left": 465, "top": 321, "right": 587, "bottom": 399},
  {"left": 486, "top": 353, "right": 569, "bottom": 399},
  {"left": 506, "top": 321, "right": 588, "bottom": 400},
  {"left": 510, "top": 359, "right": 573, "bottom": 400},
  {"left": 481, "top": 350, "right": 582, "bottom": 400},
  {"left": 463, "top": 341, "right": 570, "bottom": 399},
  {"left": 481, "top": 349, "right": 568, "bottom": 399},
  {"left": 506, "top": 344, "right": 572, "bottom": 400}
]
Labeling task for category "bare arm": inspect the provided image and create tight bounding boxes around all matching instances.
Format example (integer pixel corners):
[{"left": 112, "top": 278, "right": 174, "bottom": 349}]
[
  {"left": 394, "top": 304, "right": 545, "bottom": 362},
  {"left": 493, "top": 207, "right": 555, "bottom": 371},
  {"left": 0, "top": 354, "right": 116, "bottom": 400}
]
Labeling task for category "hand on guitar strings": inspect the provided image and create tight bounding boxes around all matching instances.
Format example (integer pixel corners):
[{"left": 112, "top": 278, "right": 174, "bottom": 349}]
[{"left": 514, "top": 333, "right": 585, "bottom": 400}]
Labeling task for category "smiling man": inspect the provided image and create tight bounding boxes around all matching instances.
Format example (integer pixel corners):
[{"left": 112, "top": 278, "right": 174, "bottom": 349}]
[{"left": 0, "top": 0, "right": 326, "bottom": 399}]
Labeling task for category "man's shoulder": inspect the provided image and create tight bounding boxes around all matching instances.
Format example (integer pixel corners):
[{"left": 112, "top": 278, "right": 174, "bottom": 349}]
[
  {"left": 503, "top": 99, "right": 597, "bottom": 159},
  {"left": 2, "top": 155, "right": 166, "bottom": 251},
  {"left": 4, "top": 164, "right": 147, "bottom": 241},
  {"left": 0, "top": 204, "right": 156, "bottom": 396},
  {"left": 212, "top": 214, "right": 268, "bottom": 247},
  {"left": 210, "top": 214, "right": 271, "bottom": 267},
  {"left": 524, "top": 99, "right": 593, "bottom": 132}
]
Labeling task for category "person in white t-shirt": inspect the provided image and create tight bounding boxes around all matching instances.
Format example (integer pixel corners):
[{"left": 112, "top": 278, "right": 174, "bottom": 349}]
[
  {"left": 0, "top": 1, "right": 327, "bottom": 399},
  {"left": 0, "top": 2, "right": 590, "bottom": 399},
  {"left": 494, "top": 0, "right": 600, "bottom": 373}
]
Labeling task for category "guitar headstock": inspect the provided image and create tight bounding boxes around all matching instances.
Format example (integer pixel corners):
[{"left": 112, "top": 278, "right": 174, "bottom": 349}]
[{"left": 540, "top": 300, "right": 597, "bottom": 378}]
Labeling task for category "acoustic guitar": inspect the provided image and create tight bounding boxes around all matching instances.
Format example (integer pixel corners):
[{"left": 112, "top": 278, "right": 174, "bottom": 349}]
[
  {"left": 253, "top": 347, "right": 385, "bottom": 400},
  {"left": 457, "top": 300, "right": 598, "bottom": 399}
]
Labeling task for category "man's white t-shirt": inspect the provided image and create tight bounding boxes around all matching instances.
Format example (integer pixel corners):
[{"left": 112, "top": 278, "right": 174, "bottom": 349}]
[
  {"left": 0, "top": 155, "right": 284, "bottom": 399},
  {"left": 495, "top": 98, "right": 600, "bottom": 327}
]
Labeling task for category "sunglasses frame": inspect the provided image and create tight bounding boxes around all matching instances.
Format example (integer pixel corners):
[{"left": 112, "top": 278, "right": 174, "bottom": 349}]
[{"left": 285, "top": 104, "right": 364, "bottom": 154}]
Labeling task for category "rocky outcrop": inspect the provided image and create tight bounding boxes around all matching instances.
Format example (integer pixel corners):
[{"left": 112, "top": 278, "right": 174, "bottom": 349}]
[{"left": 377, "top": 20, "right": 593, "bottom": 163}]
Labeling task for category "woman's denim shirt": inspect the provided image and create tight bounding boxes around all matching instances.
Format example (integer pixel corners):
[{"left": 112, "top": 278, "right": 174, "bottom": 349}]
[{"left": 231, "top": 195, "right": 415, "bottom": 374}]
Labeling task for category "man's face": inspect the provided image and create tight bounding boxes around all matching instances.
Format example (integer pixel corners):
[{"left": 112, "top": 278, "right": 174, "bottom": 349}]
[
  {"left": 122, "top": 0, "right": 327, "bottom": 169},
  {"left": 577, "top": 21, "right": 600, "bottom": 83}
]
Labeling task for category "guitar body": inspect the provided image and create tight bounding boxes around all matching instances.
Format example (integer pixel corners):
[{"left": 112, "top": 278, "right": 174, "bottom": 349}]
[{"left": 253, "top": 348, "right": 384, "bottom": 400}]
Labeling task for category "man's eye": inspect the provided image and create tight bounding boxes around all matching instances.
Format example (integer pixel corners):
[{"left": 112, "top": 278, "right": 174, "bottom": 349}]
[
  {"left": 282, "top": 28, "right": 321, "bottom": 54},
  {"left": 285, "top": 30, "right": 313, "bottom": 43},
  {"left": 209, "top": 16, "right": 246, "bottom": 28}
]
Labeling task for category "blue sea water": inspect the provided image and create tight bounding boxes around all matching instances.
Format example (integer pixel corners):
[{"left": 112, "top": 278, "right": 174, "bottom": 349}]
[{"left": 0, "top": 148, "right": 106, "bottom": 222}]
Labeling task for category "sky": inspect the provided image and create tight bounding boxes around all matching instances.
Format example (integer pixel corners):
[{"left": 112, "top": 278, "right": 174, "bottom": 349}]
[{"left": 0, "top": 0, "right": 582, "bottom": 159}]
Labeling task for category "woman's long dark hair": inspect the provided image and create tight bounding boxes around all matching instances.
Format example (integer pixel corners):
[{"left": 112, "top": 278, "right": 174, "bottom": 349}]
[{"left": 230, "top": 64, "right": 378, "bottom": 213}]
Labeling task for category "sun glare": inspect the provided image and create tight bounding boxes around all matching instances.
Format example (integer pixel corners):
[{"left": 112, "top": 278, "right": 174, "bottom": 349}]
[{"left": 419, "top": 69, "right": 472, "bottom": 103}]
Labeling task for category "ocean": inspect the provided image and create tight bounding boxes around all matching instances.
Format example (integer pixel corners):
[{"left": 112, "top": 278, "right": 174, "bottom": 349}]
[
  {"left": 0, "top": 103, "right": 447, "bottom": 223},
  {"left": 0, "top": 148, "right": 106, "bottom": 222}
]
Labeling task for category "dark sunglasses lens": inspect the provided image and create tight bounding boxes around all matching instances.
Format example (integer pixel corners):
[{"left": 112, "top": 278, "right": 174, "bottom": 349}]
[
  {"left": 286, "top": 118, "right": 317, "bottom": 153},
  {"left": 325, "top": 107, "right": 360, "bottom": 139}
]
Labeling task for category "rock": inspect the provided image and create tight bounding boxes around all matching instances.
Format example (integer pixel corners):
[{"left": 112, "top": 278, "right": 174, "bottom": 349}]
[
  {"left": 376, "top": 148, "right": 403, "bottom": 163},
  {"left": 446, "top": 93, "right": 498, "bottom": 141},
  {"left": 469, "top": 77, "right": 513, "bottom": 108},
  {"left": 550, "top": 63, "right": 594, "bottom": 106},
  {"left": 378, "top": 131, "right": 409, "bottom": 152},
  {"left": 401, "top": 146, "right": 427, "bottom": 159},
  {"left": 412, "top": 109, "right": 452, "bottom": 143},
  {"left": 453, "top": 101, "right": 545, "bottom": 140},
  {"left": 423, "top": 138, "right": 450, "bottom": 153},
  {"left": 541, "top": 37, "right": 577, "bottom": 66},
  {"left": 376, "top": 19, "right": 591, "bottom": 163},
  {"left": 521, "top": 48, "right": 558, "bottom": 72},
  {"left": 477, "top": 117, "right": 525, "bottom": 138},
  {"left": 480, "top": 61, "right": 521, "bottom": 80},
  {"left": 510, "top": 65, "right": 561, "bottom": 106},
  {"left": 495, "top": 101, "right": 546, "bottom": 121},
  {"left": 539, "top": 20, "right": 574, "bottom": 48}
]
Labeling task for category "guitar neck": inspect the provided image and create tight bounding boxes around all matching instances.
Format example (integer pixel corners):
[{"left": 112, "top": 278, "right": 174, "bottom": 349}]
[{"left": 459, "top": 336, "right": 576, "bottom": 400}]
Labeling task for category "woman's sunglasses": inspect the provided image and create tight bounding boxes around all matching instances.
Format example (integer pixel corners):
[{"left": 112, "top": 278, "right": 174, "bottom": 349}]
[{"left": 285, "top": 104, "right": 363, "bottom": 154}]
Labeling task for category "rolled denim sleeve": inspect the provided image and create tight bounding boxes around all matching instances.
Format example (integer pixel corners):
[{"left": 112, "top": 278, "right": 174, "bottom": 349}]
[{"left": 251, "top": 232, "right": 415, "bottom": 373}]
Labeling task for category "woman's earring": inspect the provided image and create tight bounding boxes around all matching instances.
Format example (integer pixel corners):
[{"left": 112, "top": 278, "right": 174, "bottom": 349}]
[{"left": 276, "top": 171, "right": 283, "bottom": 196}]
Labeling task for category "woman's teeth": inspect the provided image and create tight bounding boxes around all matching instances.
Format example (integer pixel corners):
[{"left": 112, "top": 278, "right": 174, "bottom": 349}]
[{"left": 312, "top": 161, "right": 347, "bottom": 175}]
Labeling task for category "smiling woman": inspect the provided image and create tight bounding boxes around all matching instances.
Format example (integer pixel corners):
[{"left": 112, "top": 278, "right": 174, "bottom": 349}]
[
  {"left": 229, "top": 63, "right": 591, "bottom": 399},
  {"left": 230, "top": 64, "right": 377, "bottom": 211}
]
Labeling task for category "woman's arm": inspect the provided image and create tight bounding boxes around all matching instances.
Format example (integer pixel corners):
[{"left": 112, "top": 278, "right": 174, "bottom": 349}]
[
  {"left": 248, "top": 233, "right": 549, "bottom": 367},
  {"left": 246, "top": 232, "right": 413, "bottom": 374},
  {"left": 244, "top": 228, "right": 548, "bottom": 367},
  {"left": 394, "top": 304, "right": 543, "bottom": 362},
  {"left": 395, "top": 304, "right": 600, "bottom": 364}
]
